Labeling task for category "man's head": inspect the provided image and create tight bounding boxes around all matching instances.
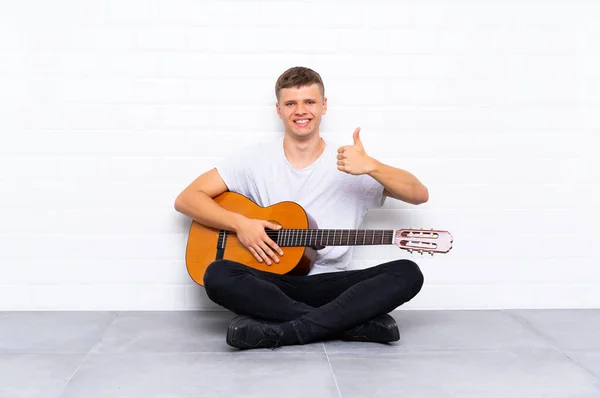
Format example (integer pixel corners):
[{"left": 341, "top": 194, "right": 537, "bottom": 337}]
[{"left": 275, "top": 66, "right": 327, "bottom": 139}]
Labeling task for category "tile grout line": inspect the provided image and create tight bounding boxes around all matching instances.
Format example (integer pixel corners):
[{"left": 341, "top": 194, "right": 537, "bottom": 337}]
[
  {"left": 323, "top": 342, "right": 343, "bottom": 398},
  {"left": 53, "top": 311, "right": 121, "bottom": 398},
  {"left": 500, "top": 309, "right": 600, "bottom": 383}
]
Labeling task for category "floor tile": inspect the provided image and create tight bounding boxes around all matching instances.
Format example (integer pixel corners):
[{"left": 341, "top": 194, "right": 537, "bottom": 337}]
[
  {"left": 59, "top": 352, "right": 339, "bottom": 398},
  {"left": 324, "top": 310, "right": 552, "bottom": 354},
  {"left": 330, "top": 350, "right": 600, "bottom": 398},
  {"left": 92, "top": 310, "right": 324, "bottom": 353},
  {"left": 506, "top": 309, "right": 600, "bottom": 350},
  {"left": 564, "top": 350, "right": 600, "bottom": 379},
  {"left": 0, "top": 311, "right": 116, "bottom": 353},
  {"left": 0, "top": 353, "right": 84, "bottom": 398}
]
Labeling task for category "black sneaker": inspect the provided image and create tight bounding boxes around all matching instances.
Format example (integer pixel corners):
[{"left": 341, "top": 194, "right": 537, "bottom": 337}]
[
  {"left": 341, "top": 313, "right": 400, "bottom": 343},
  {"left": 226, "top": 315, "right": 285, "bottom": 350}
]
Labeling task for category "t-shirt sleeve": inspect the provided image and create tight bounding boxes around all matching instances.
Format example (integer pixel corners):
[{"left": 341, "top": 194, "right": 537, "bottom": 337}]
[
  {"left": 360, "top": 174, "right": 386, "bottom": 212},
  {"left": 214, "top": 147, "right": 254, "bottom": 197}
]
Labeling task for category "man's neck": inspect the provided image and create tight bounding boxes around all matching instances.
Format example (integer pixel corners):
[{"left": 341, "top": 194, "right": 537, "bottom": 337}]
[{"left": 283, "top": 133, "right": 325, "bottom": 170}]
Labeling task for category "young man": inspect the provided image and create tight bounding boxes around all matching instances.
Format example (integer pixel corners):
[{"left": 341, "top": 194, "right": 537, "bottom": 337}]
[{"left": 174, "top": 66, "right": 429, "bottom": 349}]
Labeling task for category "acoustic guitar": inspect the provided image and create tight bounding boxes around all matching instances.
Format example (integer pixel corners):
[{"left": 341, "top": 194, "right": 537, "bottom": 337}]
[{"left": 185, "top": 191, "right": 453, "bottom": 286}]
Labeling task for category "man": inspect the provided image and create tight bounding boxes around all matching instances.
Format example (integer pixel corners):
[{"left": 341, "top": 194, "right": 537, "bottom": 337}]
[{"left": 174, "top": 66, "right": 429, "bottom": 349}]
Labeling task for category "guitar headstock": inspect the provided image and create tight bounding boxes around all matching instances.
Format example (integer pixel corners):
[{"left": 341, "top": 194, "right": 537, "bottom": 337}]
[{"left": 394, "top": 228, "right": 453, "bottom": 255}]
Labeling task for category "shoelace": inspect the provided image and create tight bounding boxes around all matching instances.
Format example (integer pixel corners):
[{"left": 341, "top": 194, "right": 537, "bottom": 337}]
[{"left": 260, "top": 326, "right": 283, "bottom": 350}]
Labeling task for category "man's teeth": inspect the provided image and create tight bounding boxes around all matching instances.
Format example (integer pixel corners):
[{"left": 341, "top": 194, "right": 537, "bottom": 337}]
[{"left": 295, "top": 120, "right": 309, "bottom": 123}]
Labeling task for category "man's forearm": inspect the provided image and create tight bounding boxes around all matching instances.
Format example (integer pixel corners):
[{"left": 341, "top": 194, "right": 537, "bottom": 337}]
[
  {"left": 174, "top": 191, "right": 244, "bottom": 232},
  {"left": 367, "top": 158, "right": 429, "bottom": 205}
]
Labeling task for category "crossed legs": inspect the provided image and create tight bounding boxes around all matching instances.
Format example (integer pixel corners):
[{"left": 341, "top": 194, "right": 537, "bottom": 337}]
[{"left": 203, "top": 258, "right": 424, "bottom": 345}]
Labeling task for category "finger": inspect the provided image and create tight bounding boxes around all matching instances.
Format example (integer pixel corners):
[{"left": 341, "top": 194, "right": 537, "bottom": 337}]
[
  {"left": 265, "top": 237, "right": 284, "bottom": 256},
  {"left": 260, "top": 242, "right": 279, "bottom": 263},
  {"left": 256, "top": 245, "right": 272, "bottom": 265},
  {"left": 252, "top": 240, "right": 272, "bottom": 264},
  {"left": 248, "top": 246, "right": 263, "bottom": 263}
]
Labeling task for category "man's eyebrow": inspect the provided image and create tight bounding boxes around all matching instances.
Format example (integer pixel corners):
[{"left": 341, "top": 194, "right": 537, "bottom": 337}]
[{"left": 284, "top": 99, "right": 317, "bottom": 103}]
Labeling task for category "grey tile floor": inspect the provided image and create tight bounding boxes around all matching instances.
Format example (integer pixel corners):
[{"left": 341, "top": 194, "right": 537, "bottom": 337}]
[{"left": 1, "top": 309, "right": 600, "bottom": 397}]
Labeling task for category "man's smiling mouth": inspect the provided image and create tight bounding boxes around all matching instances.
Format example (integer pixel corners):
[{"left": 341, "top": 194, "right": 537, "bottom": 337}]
[{"left": 294, "top": 119, "right": 311, "bottom": 127}]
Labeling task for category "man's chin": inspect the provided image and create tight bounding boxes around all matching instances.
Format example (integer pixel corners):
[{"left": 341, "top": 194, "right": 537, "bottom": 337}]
[{"left": 286, "top": 129, "right": 317, "bottom": 139}]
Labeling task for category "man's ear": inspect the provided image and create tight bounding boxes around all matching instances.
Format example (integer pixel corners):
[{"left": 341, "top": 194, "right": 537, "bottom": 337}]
[
  {"left": 275, "top": 102, "right": 282, "bottom": 119},
  {"left": 322, "top": 96, "right": 328, "bottom": 115}
]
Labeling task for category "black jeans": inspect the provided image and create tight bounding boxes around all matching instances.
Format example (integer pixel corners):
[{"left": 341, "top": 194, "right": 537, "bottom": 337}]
[{"left": 203, "top": 258, "right": 424, "bottom": 344}]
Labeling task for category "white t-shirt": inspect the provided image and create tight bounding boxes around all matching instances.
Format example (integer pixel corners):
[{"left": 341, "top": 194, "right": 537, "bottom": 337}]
[{"left": 215, "top": 135, "right": 385, "bottom": 275}]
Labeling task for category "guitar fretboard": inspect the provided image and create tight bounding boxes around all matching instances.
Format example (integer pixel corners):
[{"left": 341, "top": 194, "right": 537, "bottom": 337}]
[{"left": 269, "top": 229, "right": 394, "bottom": 247}]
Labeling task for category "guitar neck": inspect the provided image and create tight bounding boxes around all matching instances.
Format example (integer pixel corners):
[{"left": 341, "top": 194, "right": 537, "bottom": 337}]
[{"left": 273, "top": 229, "right": 395, "bottom": 247}]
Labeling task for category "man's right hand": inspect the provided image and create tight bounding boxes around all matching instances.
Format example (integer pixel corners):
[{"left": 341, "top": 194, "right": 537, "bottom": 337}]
[{"left": 234, "top": 216, "right": 284, "bottom": 265}]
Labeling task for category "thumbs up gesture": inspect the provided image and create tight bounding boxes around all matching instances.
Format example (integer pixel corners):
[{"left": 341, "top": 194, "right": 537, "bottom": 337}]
[{"left": 337, "top": 127, "right": 377, "bottom": 175}]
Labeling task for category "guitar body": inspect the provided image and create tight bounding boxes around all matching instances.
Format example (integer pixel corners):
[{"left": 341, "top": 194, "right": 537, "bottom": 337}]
[{"left": 185, "top": 192, "right": 317, "bottom": 286}]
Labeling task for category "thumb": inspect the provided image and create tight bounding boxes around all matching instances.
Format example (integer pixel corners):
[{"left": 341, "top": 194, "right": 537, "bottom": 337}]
[
  {"left": 353, "top": 127, "right": 362, "bottom": 146},
  {"left": 265, "top": 221, "right": 282, "bottom": 229}
]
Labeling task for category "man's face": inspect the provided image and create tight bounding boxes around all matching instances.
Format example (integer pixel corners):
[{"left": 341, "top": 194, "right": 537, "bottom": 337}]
[{"left": 276, "top": 84, "right": 327, "bottom": 139}]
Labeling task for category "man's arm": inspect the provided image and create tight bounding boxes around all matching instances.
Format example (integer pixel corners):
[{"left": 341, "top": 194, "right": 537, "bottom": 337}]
[
  {"left": 174, "top": 168, "right": 284, "bottom": 264},
  {"left": 174, "top": 168, "right": 244, "bottom": 232},
  {"left": 367, "top": 159, "right": 429, "bottom": 205},
  {"left": 337, "top": 127, "right": 430, "bottom": 206}
]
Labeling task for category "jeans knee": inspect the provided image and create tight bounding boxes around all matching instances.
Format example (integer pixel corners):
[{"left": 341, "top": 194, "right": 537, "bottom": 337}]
[
  {"left": 385, "top": 259, "right": 424, "bottom": 299},
  {"left": 203, "top": 260, "right": 236, "bottom": 298}
]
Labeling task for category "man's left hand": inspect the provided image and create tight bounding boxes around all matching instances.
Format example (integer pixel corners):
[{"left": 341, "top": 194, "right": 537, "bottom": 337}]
[{"left": 337, "top": 127, "right": 377, "bottom": 175}]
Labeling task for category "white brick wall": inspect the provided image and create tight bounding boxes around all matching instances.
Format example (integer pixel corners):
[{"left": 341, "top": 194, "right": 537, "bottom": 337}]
[{"left": 1, "top": 0, "right": 599, "bottom": 310}]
